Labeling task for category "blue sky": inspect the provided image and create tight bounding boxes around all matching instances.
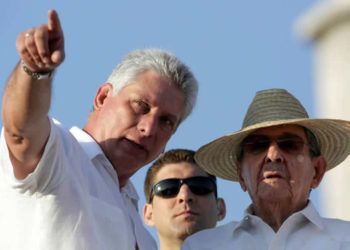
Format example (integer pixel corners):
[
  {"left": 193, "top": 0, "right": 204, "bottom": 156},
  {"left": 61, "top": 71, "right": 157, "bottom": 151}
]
[{"left": 1, "top": 0, "right": 320, "bottom": 242}]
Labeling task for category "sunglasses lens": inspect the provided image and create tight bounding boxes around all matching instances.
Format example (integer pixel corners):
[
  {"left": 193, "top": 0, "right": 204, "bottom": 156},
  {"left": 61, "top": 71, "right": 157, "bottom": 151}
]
[
  {"left": 277, "top": 137, "right": 304, "bottom": 154},
  {"left": 242, "top": 136, "right": 270, "bottom": 154},
  {"left": 242, "top": 135, "right": 306, "bottom": 155},
  {"left": 186, "top": 177, "right": 216, "bottom": 195},
  {"left": 151, "top": 177, "right": 216, "bottom": 200},
  {"left": 153, "top": 179, "right": 180, "bottom": 198}
]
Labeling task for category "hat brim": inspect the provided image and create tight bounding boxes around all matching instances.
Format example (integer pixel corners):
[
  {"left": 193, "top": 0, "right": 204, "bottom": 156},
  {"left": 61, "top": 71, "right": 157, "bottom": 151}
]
[{"left": 195, "top": 118, "right": 350, "bottom": 182}]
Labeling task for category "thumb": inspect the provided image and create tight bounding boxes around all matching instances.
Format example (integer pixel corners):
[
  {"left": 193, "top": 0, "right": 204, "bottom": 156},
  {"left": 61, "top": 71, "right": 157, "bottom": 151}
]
[{"left": 51, "top": 50, "right": 65, "bottom": 64}]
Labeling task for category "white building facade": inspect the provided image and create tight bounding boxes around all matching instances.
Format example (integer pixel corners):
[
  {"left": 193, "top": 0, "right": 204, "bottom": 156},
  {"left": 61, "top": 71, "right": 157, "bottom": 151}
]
[{"left": 297, "top": 0, "right": 350, "bottom": 220}]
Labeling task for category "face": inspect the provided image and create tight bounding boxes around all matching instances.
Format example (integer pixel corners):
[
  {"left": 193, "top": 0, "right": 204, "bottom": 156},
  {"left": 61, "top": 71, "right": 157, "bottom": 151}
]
[
  {"left": 238, "top": 125, "right": 326, "bottom": 211},
  {"left": 143, "top": 162, "right": 225, "bottom": 242},
  {"left": 88, "top": 70, "right": 185, "bottom": 179}
]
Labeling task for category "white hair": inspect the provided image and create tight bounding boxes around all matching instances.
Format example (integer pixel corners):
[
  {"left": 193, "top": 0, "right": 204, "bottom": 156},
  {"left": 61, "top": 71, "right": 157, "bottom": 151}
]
[{"left": 106, "top": 48, "right": 198, "bottom": 124}]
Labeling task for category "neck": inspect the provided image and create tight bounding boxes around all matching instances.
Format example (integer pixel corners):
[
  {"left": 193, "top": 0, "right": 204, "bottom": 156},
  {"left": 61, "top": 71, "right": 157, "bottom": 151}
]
[
  {"left": 83, "top": 122, "right": 133, "bottom": 189},
  {"left": 118, "top": 173, "right": 130, "bottom": 188},
  {"left": 251, "top": 199, "right": 308, "bottom": 232},
  {"left": 159, "top": 237, "right": 183, "bottom": 250}
]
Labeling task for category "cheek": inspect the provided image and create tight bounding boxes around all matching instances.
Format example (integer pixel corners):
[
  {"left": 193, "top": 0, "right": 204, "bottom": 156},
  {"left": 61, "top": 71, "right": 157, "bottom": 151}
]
[
  {"left": 151, "top": 132, "right": 172, "bottom": 152},
  {"left": 152, "top": 201, "right": 175, "bottom": 224},
  {"left": 199, "top": 200, "right": 220, "bottom": 226},
  {"left": 158, "top": 129, "right": 173, "bottom": 141},
  {"left": 289, "top": 157, "right": 314, "bottom": 180},
  {"left": 241, "top": 165, "right": 258, "bottom": 186},
  {"left": 296, "top": 154, "right": 305, "bottom": 163},
  {"left": 204, "top": 200, "right": 218, "bottom": 215},
  {"left": 100, "top": 108, "right": 124, "bottom": 130},
  {"left": 109, "top": 99, "right": 137, "bottom": 122},
  {"left": 153, "top": 199, "right": 175, "bottom": 212},
  {"left": 118, "top": 110, "right": 137, "bottom": 128}
]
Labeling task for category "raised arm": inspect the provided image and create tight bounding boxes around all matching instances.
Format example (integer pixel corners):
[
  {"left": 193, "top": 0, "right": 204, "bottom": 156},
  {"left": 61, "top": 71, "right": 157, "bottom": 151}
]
[{"left": 2, "top": 10, "right": 65, "bottom": 179}]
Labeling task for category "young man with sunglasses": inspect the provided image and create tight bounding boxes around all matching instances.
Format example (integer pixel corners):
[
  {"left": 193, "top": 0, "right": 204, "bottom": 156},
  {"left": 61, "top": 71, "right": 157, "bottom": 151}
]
[
  {"left": 183, "top": 89, "right": 350, "bottom": 250},
  {"left": 143, "top": 149, "right": 226, "bottom": 250}
]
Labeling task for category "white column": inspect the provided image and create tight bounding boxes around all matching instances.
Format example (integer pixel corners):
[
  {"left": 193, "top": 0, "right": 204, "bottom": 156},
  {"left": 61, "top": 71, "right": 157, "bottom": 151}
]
[{"left": 296, "top": 0, "right": 350, "bottom": 220}]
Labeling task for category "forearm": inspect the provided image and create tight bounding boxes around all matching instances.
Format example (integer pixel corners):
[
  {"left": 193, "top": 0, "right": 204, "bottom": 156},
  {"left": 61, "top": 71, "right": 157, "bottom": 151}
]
[
  {"left": 2, "top": 62, "right": 52, "bottom": 178},
  {"left": 1, "top": 10, "right": 64, "bottom": 179},
  {"left": 3, "top": 62, "right": 51, "bottom": 135}
]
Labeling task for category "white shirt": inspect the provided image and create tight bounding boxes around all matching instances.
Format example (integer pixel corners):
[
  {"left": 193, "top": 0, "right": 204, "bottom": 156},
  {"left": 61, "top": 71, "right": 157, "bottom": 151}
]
[
  {"left": 0, "top": 119, "right": 157, "bottom": 250},
  {"left": 182, "top": 201, "right": 350, "bottom": 250}
]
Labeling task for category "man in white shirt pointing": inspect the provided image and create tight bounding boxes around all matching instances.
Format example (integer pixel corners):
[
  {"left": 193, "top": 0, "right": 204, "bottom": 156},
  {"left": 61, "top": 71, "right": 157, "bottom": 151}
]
[{"left": 0, "top": 10, "right": 198, "bottom": 250}]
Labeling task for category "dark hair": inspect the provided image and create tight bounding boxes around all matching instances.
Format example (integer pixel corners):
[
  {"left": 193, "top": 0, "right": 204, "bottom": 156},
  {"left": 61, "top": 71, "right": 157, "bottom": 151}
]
[
  {"left": 144, "top": 149, "right": 217, "bottom": 203},
  {"left": 304, "top": 127, "right": 321, "bottom": 157}
]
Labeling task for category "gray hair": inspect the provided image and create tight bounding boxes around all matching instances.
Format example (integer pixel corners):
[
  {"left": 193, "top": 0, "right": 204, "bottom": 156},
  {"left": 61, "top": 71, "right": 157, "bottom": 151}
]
[{"left": 106, "top": 48, "right": 198, "bottom": 124}]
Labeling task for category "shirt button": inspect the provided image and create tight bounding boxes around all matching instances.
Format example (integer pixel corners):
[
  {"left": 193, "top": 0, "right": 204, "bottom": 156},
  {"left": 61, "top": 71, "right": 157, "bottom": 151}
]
[{"left": 244, "top": 216, "right": 249, "bottom": 221}]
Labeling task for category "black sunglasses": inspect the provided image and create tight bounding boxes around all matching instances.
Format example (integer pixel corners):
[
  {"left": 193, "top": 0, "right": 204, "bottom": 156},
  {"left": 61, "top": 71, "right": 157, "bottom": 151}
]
[
  {"left": 241, "top": 135, "right": 308, "bottom": 156},
  {"left": 149, "top": 176, "right": 217, "bottom": 203}
]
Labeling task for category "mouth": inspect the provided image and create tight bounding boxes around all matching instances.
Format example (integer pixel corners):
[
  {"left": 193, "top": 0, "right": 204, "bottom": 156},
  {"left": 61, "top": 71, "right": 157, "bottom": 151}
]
[
  {"left": 262, "top": 171, "right": 284, "bottom": 180},
  {"left": 123, "top": 138, "right": 148, "bottom": 153},
  {"left": 176, "top": 210, "right": 199, "bottom": 217}
]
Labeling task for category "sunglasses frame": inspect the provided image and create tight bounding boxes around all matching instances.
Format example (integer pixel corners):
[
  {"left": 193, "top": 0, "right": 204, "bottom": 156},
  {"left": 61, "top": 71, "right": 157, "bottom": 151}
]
[
  {"left": 240, "top": 134, "right": 309, "bottom": 156},
  {"left": 149, "top": 176, "right": 217, "bottom": 203}
]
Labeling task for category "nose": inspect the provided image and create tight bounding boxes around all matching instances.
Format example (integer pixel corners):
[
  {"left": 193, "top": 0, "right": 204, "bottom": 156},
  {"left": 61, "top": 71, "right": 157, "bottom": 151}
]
[
  {"left": 138, "top": 115, "right": 158, "bottom": 137},
  {"left": 177, "top": 184, "right": 194, "bottom": 203},
  {"left": 265, "top": 141, "right": 284, "bottom": 163}
]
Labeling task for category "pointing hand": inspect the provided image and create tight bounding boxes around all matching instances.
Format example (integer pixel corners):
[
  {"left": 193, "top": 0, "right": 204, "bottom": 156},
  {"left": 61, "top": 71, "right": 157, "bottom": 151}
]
[{"left": 16, "top": 10, "right": 65, "bottom": 72}]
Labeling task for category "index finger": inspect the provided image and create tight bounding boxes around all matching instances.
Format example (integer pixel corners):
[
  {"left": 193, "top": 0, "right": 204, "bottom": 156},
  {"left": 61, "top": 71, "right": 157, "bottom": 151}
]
[{"left": 47, "top": 9, "right": 63, "bottom": 34}]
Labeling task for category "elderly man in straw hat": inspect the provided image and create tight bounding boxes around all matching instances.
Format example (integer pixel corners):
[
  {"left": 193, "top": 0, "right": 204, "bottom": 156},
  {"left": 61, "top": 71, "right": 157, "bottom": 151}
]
[{"left": 183, "top": 88, "right": 350, "bottom": 250}]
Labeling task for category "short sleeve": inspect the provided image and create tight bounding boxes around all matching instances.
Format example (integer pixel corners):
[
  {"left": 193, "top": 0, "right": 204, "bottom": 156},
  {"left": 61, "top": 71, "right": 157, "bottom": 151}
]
[{"left": 0, "top": 118, "right": 67, "bottom": 195}]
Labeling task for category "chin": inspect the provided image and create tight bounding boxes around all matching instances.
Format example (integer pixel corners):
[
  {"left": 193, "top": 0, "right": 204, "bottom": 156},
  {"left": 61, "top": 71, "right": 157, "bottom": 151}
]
[
  {"left": 258, "top": 192, "right": 291, "bottom": 203},
  {"left": 173, "top": 224, "right": 198, "bottom": 239},
  {"left": 112, "top": 154, "right": 144, "bottom": 167}
]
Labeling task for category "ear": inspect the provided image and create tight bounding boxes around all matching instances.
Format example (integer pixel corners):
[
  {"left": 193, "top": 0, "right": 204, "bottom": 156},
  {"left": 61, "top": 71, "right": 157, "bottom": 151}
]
[
  {"left": 237, "top": 165, "right": 247, "bottom": 192},
  {"left": 310, "top": 155, "right": 326, "bottom": 189},
  {"left": 93, "top": 83, "right": 113, "bottom": 111},
  {"left": 143, "top": 203, "right": 155, "bottom": 227},
  {"left": 216, "top": 198, "right": 226, "bottom": 221}
]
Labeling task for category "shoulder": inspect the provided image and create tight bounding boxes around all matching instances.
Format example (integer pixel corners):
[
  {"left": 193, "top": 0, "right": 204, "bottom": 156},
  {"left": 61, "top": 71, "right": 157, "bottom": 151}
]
[
  {"left": 182, "top": 221, "right": 237, "bottom": 250},
  {"left": 51, "top": 119, "right": 92, "bottom": 160},
  {"left": 321, "top": 217, "right": 350, "bottom": 241}
]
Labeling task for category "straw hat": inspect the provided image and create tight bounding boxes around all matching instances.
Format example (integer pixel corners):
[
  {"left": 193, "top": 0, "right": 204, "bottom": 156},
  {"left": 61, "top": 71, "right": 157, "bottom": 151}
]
[{"left": 195, "top": 88, "right": 350, "bottom": 182}]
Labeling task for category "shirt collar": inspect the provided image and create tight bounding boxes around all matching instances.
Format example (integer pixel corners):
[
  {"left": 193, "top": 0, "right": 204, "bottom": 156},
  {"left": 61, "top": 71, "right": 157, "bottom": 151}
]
[
  {"left": 298, "top": 200, "right": 324, "bottom": 229},
  {"left": 69, "top": 126, "right": 140, "bottom": 203},
  {"left": 122, "top": 180, "right": 140, "bottom": 203},
  {"left": 233, "top": 200, "right": 324, "bottom": 234},
  {"left": 69, "top": 126, "right": 118, "bottom": 181},
  {"left": 69, "top": 126, "right": 104, "bottom": 160}
]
